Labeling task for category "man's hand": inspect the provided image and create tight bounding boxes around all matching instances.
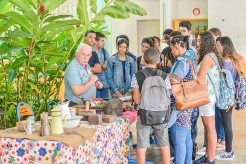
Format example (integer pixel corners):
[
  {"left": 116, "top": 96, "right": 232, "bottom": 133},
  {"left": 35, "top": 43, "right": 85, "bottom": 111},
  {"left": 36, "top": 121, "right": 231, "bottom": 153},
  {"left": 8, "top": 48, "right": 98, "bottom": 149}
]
[
  {"left": 89, "top": 75, "right": 98, "bottom": 83},
  {"left": 91, "top": 63, "right": 102, "bottom": 74},
  {"left": 115, "top": 90, "right": 123, "bottom": 98},
  {"left": 95, "top": 81, "right": 103, "bottom": 89}
]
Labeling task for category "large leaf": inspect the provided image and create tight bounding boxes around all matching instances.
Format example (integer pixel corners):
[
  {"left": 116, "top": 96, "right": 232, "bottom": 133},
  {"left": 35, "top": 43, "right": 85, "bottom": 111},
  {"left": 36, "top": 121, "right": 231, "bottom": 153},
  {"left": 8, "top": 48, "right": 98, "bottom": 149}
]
[
  {"left": 9, "top": 29, "right": 33, "bottom": 38},
  {"left": 8, "top": 69, "right": 16, "bottom": 83},
  {"left": 77, "top": 0, "right": 89, "bottom": 26},
  {"left": 27, "top": 82, "right": 40, "bottom": 93},
  {"left": 23, "top": 10, "right": 39, "bottom": 28},
  {"left": 4, "top": 11, "right": 33, "bottom": 33},
  {"left": 9, "top": 0, "right": 32, "bottom": 11},
  {"left": 44, "top": 0, "right": 67, "bottom": 12},
  {"left": 40, "top": 19, "right": 80, "bottom": 33},
  {"left": 12, "top": 55, "right": 28, "bottom": 69},
  {"left": 0, "top": 25, "right": 10, "bottom": 35},
  {"left": 90, "top": 0, "right": 98, "bottom": 14},
  {"left": 92, "top": 13, "right": 105, "bottom": 24},
  {"left": 102, "top": 6, "right": 129, "bottom": 19},
  {"left": 41, "top": 26, "right": 75, "bottom": 39},
  {"left": 114, "top": 1, "right": 147, "bottom": 16},
  {"left": 44, "top": 15, "right": 74, "bottom": 23},
  {"left": 66, "top": 29, "right": 78, "bottom": 44},
  {"left": 27, "top": 0, "right": 38, "bottom": 10},
  {"left": 0, "top": 1, "right": 14, "bottom": 14}
]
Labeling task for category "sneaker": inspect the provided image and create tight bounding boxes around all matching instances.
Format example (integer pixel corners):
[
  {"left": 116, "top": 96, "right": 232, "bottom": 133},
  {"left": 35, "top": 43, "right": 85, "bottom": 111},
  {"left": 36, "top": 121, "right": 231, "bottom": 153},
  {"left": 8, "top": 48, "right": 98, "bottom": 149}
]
[
  {"left": 193, "top": 155, "right": 206, "bottom": 164},
  {"left": 196, "top": 147, "right": 206, "bottom": 156},
  {"left": 215, "top": 152, "right": 234, "bottom": 160},
  {"left": 205, "top": 158, "right": 215, "bottom": 164},
  {"left": 170, "top": 157, "right": 174, "bottom": 164},
  {"left": 193, "top": 155, "right": 215, "bottom": 164}
]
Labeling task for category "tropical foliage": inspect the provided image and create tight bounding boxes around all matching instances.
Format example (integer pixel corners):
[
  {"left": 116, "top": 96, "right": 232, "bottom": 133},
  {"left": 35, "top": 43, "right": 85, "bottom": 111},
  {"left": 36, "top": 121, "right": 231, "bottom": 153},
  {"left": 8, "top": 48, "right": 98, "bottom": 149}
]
[{"left": 0, "top": 0, "right": 146, "bottom": 128}]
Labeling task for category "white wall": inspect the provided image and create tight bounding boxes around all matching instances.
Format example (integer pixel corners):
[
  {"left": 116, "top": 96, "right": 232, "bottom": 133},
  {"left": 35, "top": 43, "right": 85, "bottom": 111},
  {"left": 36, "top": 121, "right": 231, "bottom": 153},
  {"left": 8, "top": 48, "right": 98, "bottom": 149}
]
[
  {"left": 208, "top": 0, "right": 246, "bottom": 57},
  {"left": 175, "top": 0, "right": 208, "bottom": 18},
  {"left": 109, "top": 0, "right": 160, "bottom": 56}
]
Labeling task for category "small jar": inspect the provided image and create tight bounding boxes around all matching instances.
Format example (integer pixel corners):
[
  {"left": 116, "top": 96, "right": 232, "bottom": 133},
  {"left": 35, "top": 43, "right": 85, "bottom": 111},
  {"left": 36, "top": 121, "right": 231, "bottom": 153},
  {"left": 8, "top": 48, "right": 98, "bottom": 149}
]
[{"left": 69, "top": 107, "right": 76, "bottom": 116}]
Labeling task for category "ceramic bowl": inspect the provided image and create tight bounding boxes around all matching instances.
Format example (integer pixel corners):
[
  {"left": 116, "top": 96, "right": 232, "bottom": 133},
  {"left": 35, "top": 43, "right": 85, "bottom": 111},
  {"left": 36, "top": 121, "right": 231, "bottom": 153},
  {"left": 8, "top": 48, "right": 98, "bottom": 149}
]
[{"left": 65, "top": 115, "right": 83, "bottom": 129}]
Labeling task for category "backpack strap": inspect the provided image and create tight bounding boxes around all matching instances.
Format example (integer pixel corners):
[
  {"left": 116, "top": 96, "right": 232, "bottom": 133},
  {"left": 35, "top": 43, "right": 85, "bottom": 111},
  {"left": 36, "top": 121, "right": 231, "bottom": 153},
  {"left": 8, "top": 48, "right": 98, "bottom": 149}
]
[
  {"left": 135, "top": 69, "right": 166, "bottom": 92},
  {"left": 208, "top": 53, "right": 221, "bottom": 71}
]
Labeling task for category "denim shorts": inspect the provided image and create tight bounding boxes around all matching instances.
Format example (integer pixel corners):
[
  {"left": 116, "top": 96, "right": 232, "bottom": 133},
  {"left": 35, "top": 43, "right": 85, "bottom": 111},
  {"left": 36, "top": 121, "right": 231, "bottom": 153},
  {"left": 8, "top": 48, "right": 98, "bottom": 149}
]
[{"left": 136, "top": 116, "right": 169, "bottom": 148}]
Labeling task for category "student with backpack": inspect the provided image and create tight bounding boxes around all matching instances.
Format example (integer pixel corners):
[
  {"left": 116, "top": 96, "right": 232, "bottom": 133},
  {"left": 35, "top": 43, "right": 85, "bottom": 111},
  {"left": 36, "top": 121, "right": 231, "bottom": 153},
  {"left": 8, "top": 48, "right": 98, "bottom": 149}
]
[
  {"left": 168, "top": 35, "right": 196, "bottom": 164},
  {"left": 131, "top": 47, "right": 171, "bottom": 164},
  {"left": 194, "top": 32, "right": 221, "bottom": 164},
  {"left": 214, "top": 36, "right": 244, "bottom": 160}
]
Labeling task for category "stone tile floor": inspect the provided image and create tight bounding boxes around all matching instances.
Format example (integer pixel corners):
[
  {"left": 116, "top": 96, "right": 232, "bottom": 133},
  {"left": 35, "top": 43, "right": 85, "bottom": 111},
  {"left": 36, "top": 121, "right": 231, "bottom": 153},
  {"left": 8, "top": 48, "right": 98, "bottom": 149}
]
[{"left": 129, "top": 109, "right": 246, "bottom": 164}]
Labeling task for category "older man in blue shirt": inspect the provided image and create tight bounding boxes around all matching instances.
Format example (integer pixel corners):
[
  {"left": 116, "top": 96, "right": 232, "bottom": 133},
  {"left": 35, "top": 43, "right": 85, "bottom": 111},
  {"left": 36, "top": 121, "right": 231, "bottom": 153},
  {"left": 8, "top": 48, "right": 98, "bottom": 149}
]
[{"left": 64, "top": 43, "right": 103, "bottom": 106}]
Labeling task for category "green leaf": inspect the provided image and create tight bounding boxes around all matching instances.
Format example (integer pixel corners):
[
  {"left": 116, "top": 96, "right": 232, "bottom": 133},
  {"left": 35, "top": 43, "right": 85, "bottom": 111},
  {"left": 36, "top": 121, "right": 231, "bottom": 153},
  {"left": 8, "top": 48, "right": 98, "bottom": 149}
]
[
  {"left": 44, "top": 15, "right": 74, "bottom": 23},
  {"left": 0, "top": 25, "right": 10, "bottom": 35},
  {"left": 104, "top": 0, "right": 109, "bottom": 4},
  {"left": 4, "top": 11, "right": 33, "bottom": 33},
  {"left": 0, "top": 1, "right": 14, "bottom": 14},
  {"left": 41, "top": 19, "right": 80, "bottom": 33},
  {"left": 77, "top": 0, "right": 89, "bottom": 26},
  {"left": 27, "top": 0, "right": 38, "bottom": 10},
  {"left": 90, "top": 0, "right": 98, "bottom": 14},
  {"left": 67, "top": 29, "right": 78, "bottom": 44},
  {"left": 101, "top": 31, "right": 111, "bottom": 36},
  {"left": 92, "top": 13, "right": 105, "bottom": 24},
  {"left": 27, "top": 82, "right": 40, "bottom": 93},
  {"left": 102, "top": 6, "right": 129, "bottom": 19},
  {"left": 8, "top": 69, "right": 16, "bottom": 83},
  {"left": 23, "top": 10, "right": 39, "bottom": 28},
  {"left": 114, "top": 1, "right": 147, "bottom": 16},
  {"left": 41, "top": 26, "right": 75, "bottom": 39},
  {"left": 9, "top": 0, "right": 32, "bottom": 11},
  {"left": 12, "top": 55, "right": 28, "bottom": 69},
  {"left": 44, "top": 0, "right": 67, "bottom": 12}
]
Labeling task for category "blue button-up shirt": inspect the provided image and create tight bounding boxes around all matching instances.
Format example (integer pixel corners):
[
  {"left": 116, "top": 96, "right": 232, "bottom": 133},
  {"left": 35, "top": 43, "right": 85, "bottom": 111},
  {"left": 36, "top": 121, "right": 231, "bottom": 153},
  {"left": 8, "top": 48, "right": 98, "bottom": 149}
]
[
  {"left": 64, "top": 58, "right": 96, "bottom": 104},
  {"left": 96, "top": 48, "right": 110, "bottom": 88}
]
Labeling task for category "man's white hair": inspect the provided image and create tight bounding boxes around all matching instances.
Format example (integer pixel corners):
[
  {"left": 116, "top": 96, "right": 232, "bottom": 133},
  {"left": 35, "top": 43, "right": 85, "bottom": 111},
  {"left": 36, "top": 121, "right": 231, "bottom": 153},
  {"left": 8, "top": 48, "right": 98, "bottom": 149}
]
[{"left": 75, "top": 43, "right": 91, "bottom": 54}]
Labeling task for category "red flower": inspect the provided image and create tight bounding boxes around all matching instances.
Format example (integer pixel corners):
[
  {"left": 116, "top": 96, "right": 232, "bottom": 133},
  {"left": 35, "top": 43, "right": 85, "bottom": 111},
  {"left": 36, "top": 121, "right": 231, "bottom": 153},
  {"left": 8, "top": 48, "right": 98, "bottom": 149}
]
[{"left": 39, "top": 4, "right": 45, "bottom": 12}]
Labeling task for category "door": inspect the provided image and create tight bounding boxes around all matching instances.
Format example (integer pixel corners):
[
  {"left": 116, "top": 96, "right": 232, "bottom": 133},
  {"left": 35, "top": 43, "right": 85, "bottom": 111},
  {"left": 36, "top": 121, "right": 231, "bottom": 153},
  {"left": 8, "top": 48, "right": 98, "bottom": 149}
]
[{"left": 137, "top": 20, "right": 160, "bottom": 56}]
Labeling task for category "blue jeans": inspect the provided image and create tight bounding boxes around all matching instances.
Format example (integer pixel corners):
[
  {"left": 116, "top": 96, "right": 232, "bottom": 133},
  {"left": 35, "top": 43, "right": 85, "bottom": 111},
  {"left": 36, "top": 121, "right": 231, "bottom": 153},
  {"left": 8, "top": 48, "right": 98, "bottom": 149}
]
[
  {"left": 96, "top": 87, "right": 109, "bottom": 98},
  {"left": 170, "top": 124, "right": 193, "bottom": 164},
  {"left": 215, "top": 106, "right": 225, "bottom": 141}
]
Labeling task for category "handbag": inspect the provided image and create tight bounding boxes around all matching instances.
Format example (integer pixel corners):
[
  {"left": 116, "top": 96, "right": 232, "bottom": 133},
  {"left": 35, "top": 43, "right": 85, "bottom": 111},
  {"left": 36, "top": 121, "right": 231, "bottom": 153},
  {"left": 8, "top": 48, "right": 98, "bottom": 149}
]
[{"left": 170, "top": 59, "right": 210, "bottom": 110}]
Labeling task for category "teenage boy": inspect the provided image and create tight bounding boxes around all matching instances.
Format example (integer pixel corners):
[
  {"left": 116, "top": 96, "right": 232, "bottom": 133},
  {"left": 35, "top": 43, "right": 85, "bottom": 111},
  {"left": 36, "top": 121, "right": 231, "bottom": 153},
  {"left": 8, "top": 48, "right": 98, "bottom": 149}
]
[
  {"left": 84, "top": 30, "right": 102, "bottom": 74},
  {"left": 179, "top": 20, "right": 196, "bottom": 54},
  {"left": 93, "top": 32, "right": 110, "bottom": 98},
  {"left": 131, "top": 47, "right": 171, "bottom": 164}
]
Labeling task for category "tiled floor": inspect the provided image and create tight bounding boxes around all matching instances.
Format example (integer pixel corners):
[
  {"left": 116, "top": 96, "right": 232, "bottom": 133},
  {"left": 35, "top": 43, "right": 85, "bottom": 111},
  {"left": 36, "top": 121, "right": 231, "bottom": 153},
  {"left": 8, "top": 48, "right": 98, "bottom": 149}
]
[{"left": 129, "top": 109, "right": 246, "bottom": 164}]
